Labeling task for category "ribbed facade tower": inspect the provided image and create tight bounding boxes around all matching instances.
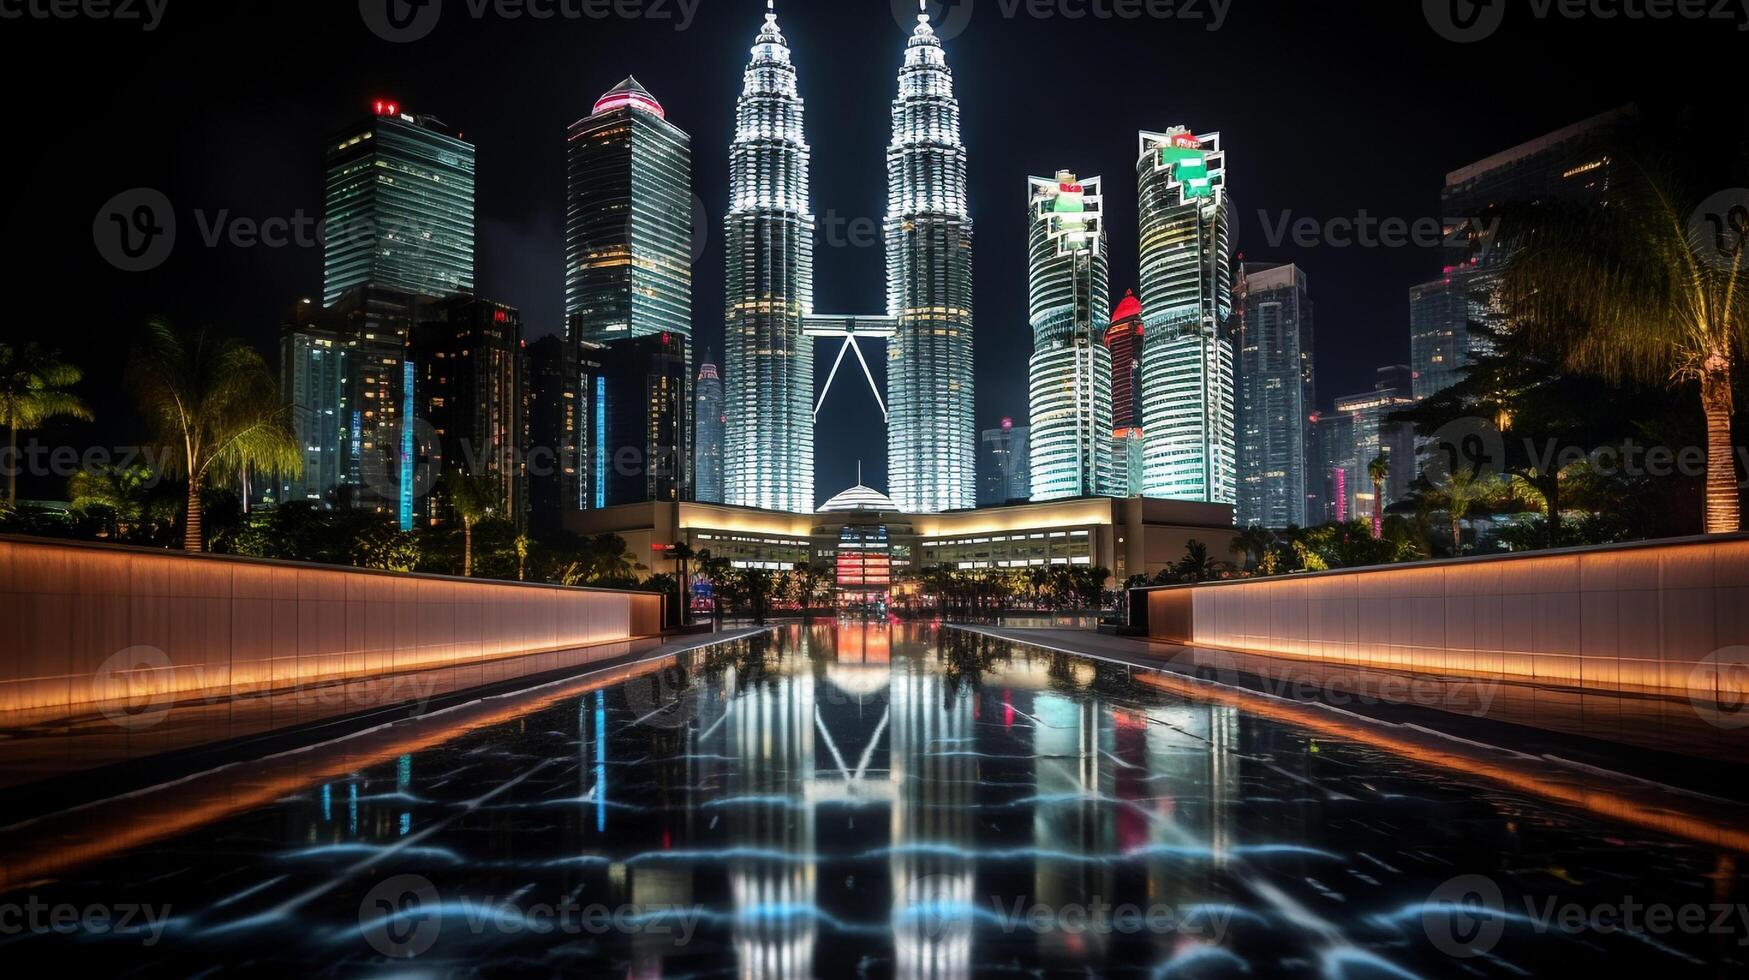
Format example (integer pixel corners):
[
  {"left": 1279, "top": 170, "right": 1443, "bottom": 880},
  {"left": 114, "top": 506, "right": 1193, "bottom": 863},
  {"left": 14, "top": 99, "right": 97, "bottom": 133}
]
[
  {"left": 724, "top": 3, "right": 816, "bottom": 512},
  {"left": 1136, "top": 128, "right": 1236, "bottom": 505},
  {"left": 885, "top": 8, "right": 975, "bottom": 513},
  {"left": 1026, "top": 172, "right": 1115, "bottom": 501}
]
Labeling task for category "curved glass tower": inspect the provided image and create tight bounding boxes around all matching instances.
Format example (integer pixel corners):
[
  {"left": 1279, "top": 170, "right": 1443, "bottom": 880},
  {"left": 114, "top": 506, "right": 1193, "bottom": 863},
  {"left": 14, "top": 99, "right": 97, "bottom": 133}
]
[
  {"left": 885, "top": 8, "right": 975, "bottom": 514},
  {"left": 1026, "top": 172, "right": 1115, "bottom": 501},
  {"left": 1136, "top": 128, "right": 1235, "bottom": 506},
  {"left": 725, "top": 3, "right": 816, "bottom": 512}
]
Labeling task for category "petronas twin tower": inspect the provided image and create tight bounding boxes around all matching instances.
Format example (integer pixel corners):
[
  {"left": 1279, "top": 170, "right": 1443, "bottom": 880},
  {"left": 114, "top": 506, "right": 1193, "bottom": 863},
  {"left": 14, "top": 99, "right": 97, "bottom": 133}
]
[{"left": 724, "top": 2, "right": 975, "bottom": 514}]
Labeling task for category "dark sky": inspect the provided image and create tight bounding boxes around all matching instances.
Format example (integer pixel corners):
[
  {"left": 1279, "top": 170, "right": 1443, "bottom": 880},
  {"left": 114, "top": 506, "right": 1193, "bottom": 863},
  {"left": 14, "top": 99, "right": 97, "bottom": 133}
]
[{"left": 7, "top": 0, "right": 1743, "bottom": 503}]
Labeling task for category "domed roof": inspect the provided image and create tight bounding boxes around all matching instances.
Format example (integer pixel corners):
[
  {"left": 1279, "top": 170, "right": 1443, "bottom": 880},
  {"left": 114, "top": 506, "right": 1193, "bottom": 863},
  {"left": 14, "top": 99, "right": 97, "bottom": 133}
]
[
  {"left": 818, "top": 484, "right": 898, "bottom": 513},
  {"left": 1112, "top": 289, "right": 1143, "bottom": 323},
  {"left": 593, "top": 77, "right": 666, "bottom": 120}
]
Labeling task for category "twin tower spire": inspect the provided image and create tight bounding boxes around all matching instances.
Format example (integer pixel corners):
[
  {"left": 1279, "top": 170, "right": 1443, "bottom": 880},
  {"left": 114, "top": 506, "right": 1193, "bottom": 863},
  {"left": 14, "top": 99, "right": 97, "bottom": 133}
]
[{"left": 723, "top": 1, "right": 975, "bottom": 515}]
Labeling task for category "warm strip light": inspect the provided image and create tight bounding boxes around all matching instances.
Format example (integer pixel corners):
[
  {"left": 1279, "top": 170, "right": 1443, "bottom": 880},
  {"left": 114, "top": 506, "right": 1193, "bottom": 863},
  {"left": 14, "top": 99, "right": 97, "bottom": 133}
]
[{"left": 0, "top": 656, "right": 677, "bottom": 892}]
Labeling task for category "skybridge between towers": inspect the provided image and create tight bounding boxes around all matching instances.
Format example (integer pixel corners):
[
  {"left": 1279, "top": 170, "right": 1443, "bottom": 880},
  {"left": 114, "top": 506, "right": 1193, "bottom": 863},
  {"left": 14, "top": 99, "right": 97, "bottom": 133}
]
[{"left": 803, "top": 313, "right": 897, "bottom": 422}]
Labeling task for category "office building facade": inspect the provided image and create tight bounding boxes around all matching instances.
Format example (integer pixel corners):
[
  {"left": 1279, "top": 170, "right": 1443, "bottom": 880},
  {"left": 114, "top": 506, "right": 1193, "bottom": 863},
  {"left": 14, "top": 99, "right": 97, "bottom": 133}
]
[
  {"left": 1135, "top": 127, "right": 1235, "bottom": 507},
  {"left": 1236, "top": 262, "right": 1314, "bottom": 528}
]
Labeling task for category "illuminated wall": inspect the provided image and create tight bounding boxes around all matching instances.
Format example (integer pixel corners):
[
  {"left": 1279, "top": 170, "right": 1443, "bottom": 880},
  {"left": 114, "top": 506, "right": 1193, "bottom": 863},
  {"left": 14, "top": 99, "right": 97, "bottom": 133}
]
[
  {"left": 1146, "top": 537, "right": 1749, "bottom": 702},
  {"left": 0, "top": 537, "right": 663, "bottom": 779}
]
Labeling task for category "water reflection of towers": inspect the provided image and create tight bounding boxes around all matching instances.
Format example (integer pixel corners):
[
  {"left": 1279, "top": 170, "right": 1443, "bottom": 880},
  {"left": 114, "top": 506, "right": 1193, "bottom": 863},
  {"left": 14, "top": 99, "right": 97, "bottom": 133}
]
[{"left": 891, "top": 660, "right": 975, "bottom": 979}]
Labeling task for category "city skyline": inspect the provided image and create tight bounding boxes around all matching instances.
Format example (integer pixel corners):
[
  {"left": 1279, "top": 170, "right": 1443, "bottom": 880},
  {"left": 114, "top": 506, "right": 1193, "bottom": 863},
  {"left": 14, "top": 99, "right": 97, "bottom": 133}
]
[{"left": 16, "top": 2, "right": 1734, "bottom": 508}]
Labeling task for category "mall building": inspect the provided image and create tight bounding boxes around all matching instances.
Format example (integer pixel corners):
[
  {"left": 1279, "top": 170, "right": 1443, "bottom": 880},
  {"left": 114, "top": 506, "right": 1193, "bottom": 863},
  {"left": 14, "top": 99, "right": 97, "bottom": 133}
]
[{"left": 566, "top": 484, "right": 1236, "bottom": 603}]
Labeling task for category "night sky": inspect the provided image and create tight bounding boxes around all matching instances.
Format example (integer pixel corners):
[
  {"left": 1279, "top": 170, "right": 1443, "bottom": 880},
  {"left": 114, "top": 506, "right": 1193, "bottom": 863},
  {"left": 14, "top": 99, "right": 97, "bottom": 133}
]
[{"left": 8, "top": 0, "right": 1743, "bottom": 503}]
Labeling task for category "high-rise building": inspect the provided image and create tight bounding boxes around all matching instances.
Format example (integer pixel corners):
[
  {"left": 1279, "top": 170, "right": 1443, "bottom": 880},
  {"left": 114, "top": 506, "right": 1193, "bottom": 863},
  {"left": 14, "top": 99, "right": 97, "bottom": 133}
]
[
  {"left": 980, "top": 419, "right": 1031, "bottom": 506},
  {"left": 565, "top": 77, "right": 692, "bottom": 349},
  {"left": 1410, "top": 107, "right": 1628, "bottom": 401},
  {"left": 1106, "top": 290, "right": 1144, "bottom": 430},
  {"left": 1236, "top": 263, "right": 1314, "bottom": 528},
  {"left": 324, "top": 101, "right": 475, "bottom": 307},
  {"left": 281, "top": 286, "right": 426, "bottom": 528},
  {"left": 724, "top": 6, "right": 816, "bottom": 513},
  {"left": 1106, "top": 291, "right": 1145, "bottom": 498},
  {"left": 525, "top": 335, "right": 580, "bottom": 536},
  {"left": 1310, "top": 410, "right": 1355, "bottom": 525},
  {"left": 1135, "top": 127, "right": 1235, "bottom": 507},
  {"left": 1331, "top": 365, "right": 1417, "bottom": 525},
  {"left": 412, "top": 297, "right": 525, "bottom": 526},
  {"left": 694, "top": 353, "right": 724, "bottom": 503},
  {"left": 1026, "top": 172, "right": 1114, "bottom": 502},
  {"left": 886, "top": 8, "right": 975, "bottom": 513},
  {"left": 279, "top": 306, "right": 345, "bottom": 507},
  {"left": 585, "top": 332, "right": 691, "bottom": 507}
]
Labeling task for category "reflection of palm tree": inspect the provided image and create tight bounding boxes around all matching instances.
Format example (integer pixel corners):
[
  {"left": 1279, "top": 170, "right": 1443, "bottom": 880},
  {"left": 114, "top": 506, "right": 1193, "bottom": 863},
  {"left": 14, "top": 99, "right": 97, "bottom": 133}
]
[
  {"left": 444, "top": 468, "right": 500, "bottom": 577},
  {"left": 0, "top": 343, "right": 93, "bottom": 508},
  {"left": 1367, "top": 453, "right": 1390, "bottom": 539},
  {"left": 129, "top": 320, "right": 300, "bottom": 551},
  {"left": 1496, "top": 134, "right": 1749, "bottom": 532}
]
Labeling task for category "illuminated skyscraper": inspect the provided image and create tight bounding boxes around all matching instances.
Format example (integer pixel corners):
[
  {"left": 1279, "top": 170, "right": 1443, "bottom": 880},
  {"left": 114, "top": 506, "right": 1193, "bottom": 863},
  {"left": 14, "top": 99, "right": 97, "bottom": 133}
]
[
  {"left": 886, "top": 7, "right": 975, "bottom": 513},
  {"left": 1135, "top": 127, "right": 1235, "bottom": 506},
  {"left": 565, "top": 77, "right": 692, "bottom": 348},
  {"left": 1236, "top": 262, "right": 1314, "bottom": 528},
  {"left": 323, "top": 101, "right": 474, "bottom": 307},
  {"left": 1026, "top": 172, "right": 1115, "bottom": 501},
  {"left": 694, "top": 353, "right": 724, "bottom": 503},
  {"left": 725, "top": 3, "right": 816, "bottom": 512},
  {"left": 1106, "top": 291, "right": 1145, "bottom": 497},
  {"left": 980, "top": 419, "right": 1031, "bottom": 505}
]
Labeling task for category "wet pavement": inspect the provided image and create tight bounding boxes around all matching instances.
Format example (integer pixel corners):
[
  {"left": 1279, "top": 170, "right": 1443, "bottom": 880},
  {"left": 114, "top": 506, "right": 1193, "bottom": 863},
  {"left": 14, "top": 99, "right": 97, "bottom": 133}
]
[{"left": 0, "top": 622, "right": 1744, "bottom": 977}]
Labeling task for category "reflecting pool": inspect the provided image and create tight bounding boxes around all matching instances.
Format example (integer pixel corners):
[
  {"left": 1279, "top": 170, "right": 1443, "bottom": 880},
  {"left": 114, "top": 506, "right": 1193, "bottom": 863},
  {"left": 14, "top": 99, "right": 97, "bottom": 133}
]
[{"left": 2, "top": 623, "right": 1744, "bottom": 977}]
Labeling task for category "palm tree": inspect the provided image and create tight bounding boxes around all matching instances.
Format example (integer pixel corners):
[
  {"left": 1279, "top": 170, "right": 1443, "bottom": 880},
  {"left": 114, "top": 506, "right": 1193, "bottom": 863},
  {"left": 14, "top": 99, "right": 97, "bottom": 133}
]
[
  {"left": 0, "top": 343, "right": 94, "bottom": 508},
  {"left": 1495, "top": 131, "right": 1749, "bottom": 533},
  {"left": 1426, "top": 468, "right": 1501, "bottom": 556},
  {"left": 129, "top": 320, "right": 300, "bottom": 551},
  {"left": 1229, "top": 525, "right": 1276, "bottom": 570},
  {"left": 1367, "top": 454, "right": 1390, "bottom": 539},
  {"left": 444, "top": 468, "right": 500, "bottom": 577},
  {"left": 68, "top": 464, "right": 160, "bottom": 540}
]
